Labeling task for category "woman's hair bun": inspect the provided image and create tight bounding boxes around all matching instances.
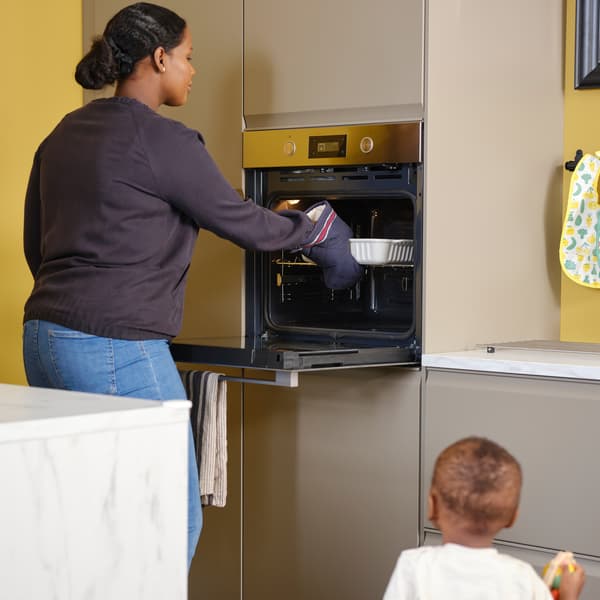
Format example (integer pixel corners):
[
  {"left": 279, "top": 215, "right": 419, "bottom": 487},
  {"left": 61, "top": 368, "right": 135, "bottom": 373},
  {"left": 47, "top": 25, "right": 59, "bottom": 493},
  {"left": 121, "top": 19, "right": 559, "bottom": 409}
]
[
  {"left": 74, "top": 2, "right": 186, "bottom": 90},
  {"left": 75, "top": 37, "right": 119, "bottom": 89}
]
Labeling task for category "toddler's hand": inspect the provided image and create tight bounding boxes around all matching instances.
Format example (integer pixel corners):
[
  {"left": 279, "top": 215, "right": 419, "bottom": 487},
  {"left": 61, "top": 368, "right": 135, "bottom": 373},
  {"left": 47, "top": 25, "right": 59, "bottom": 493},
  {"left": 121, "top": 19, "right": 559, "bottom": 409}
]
[{"left": 558, "top": 562, "right": 585, "bottom": 600}]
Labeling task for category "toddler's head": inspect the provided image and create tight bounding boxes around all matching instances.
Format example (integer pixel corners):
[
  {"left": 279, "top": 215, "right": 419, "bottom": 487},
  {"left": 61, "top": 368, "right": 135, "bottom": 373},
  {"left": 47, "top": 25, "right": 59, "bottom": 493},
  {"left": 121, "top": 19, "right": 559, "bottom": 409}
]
[{"left": 430, "top": 436, "right": 522, "bottom": 538}]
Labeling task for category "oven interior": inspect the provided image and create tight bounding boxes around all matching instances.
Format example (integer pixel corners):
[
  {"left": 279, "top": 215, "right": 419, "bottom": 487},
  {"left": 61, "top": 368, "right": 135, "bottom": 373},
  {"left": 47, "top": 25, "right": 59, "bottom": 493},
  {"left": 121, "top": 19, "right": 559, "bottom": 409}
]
[{"left": 248, "top": 163, "right": 422, "bottom": 346}]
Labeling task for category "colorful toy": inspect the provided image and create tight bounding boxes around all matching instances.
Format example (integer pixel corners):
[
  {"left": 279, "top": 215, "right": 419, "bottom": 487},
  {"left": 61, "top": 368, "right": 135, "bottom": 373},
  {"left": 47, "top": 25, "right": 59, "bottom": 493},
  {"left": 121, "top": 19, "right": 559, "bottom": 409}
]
[{"left": 542, "top": 551, "right": 577, "bottom": 599}]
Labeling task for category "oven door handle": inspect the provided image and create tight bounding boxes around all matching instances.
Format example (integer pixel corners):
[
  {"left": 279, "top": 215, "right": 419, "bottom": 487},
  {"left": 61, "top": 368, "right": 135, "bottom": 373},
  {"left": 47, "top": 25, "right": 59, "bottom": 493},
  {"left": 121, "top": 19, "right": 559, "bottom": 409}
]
[
  {"left": 297, "top": 349, "right": 357, "bottom": 356},
  {"left": 219, "top": 371, "right": 298, "bottom": 388}
]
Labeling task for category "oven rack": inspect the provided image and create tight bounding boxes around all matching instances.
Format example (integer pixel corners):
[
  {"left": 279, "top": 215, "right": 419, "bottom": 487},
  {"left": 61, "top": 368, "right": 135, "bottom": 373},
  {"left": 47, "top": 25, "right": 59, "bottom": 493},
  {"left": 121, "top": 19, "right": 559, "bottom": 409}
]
[{"left": 273, "top": 258, "right": 414, "bottom": 268}]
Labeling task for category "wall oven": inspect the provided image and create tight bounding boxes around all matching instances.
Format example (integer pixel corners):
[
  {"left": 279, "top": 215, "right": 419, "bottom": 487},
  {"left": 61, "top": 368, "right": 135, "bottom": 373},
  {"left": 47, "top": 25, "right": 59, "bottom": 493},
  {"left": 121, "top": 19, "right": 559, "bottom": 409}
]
[{"left": 171, "top": 122, "right": 423, "bottom": 373}]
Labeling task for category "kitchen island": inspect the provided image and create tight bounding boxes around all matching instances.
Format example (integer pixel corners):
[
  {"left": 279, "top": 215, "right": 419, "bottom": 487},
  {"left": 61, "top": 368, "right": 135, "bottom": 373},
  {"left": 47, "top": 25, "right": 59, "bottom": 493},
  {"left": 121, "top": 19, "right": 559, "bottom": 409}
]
[
  {"left": 0, "top": 383, "right": 190, "bottom": 600},
  {"left": 422, "top": 341, "right": 600, "bottom": 599}
]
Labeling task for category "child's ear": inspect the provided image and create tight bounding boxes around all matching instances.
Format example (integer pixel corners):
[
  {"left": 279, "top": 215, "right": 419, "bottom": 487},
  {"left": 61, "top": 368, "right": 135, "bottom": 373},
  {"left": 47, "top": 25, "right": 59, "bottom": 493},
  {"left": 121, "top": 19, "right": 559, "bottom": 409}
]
[
  {"left": 505, "top": 507, "right": 519, "bottom": 529},
  {"left": 427, "top": 489, "right": 439, "bottom": 523}
]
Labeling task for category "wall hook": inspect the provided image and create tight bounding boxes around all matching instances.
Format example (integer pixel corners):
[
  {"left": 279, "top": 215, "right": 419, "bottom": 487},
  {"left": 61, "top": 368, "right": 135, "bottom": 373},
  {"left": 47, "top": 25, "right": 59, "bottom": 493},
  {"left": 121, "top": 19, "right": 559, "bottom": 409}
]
[{"left": 565, "top": 149, "right": 583, "bottom": 172}]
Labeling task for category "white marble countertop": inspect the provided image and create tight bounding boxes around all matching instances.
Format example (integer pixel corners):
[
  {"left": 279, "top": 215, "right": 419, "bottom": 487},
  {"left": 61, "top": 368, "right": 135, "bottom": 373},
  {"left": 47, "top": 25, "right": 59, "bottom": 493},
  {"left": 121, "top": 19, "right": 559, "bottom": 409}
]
[
  {"left": 0, "top": 383, "right": 191, "bottom": 443},
  {"left": 422, "top": 340, "right": 600, "bottom": 381},
  {"left": 0, "top": 383, "right": 190, "bottom": 598}
]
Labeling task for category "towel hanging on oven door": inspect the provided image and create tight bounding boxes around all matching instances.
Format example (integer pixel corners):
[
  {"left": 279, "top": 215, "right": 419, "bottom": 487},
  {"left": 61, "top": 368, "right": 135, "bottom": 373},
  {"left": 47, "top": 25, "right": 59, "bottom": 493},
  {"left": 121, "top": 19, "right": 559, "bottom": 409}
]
[
  {"left": 560, "top": 151, "right": 600, "bottom": 288},
  {"left": 180, "top": 370, "right": 228, "bottom": 507}
]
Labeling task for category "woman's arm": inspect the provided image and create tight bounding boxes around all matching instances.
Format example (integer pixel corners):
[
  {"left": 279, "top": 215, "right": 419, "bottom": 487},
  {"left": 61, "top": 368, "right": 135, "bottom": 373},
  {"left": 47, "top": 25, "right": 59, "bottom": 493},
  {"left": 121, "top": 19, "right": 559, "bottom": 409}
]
[{"left": 23, "top": 149, "right": 43, "bottom": 277}]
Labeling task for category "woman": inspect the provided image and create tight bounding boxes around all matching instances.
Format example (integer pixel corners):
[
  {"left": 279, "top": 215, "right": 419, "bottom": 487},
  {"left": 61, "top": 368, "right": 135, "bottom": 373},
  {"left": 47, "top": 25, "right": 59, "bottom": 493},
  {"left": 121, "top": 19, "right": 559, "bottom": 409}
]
[{"left": 22, "top": 2, "right": 360, "bottom": 570}]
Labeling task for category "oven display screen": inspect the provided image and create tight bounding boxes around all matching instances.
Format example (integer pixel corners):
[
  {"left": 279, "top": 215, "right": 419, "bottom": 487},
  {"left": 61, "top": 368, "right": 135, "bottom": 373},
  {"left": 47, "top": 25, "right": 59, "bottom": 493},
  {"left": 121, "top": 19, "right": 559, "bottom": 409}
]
[{"left": 308, "top": 135, "right": 347, "bottom": 158}]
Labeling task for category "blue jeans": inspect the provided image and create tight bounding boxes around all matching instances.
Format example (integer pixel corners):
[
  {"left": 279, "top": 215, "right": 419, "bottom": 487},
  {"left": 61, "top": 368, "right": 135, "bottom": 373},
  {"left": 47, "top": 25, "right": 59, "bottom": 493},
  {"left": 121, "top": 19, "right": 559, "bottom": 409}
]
[{"left": 22, "top": 319, "right": 202, "bottom": 569}]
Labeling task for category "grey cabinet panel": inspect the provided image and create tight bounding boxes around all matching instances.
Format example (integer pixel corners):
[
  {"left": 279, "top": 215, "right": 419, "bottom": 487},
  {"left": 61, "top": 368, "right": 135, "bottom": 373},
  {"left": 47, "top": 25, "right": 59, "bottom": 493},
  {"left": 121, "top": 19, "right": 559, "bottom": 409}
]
[
  {"left": 423, "top": 369, "right": 600, "bottom": 557},
  {"left": 244, "top": 368, "right": 421, "bottom": 600},
  {"left": 424, "top": 531, "right": 600, "bottom": 600},
  {"left": 243, "top": 0, "right": 424, "bottom": 129}
]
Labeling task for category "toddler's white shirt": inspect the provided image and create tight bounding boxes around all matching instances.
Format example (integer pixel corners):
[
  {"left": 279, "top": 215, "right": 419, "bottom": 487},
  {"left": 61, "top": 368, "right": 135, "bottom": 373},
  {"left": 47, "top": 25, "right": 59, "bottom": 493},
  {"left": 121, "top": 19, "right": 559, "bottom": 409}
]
[{"left": 383, "top": 543, "right": 552, "bottom": 600}]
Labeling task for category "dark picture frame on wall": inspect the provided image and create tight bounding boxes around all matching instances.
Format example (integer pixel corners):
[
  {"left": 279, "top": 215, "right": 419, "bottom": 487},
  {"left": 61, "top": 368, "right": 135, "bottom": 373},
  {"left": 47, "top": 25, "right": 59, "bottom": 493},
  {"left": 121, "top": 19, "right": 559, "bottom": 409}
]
[{"left": 575, "top": 0, "right": 600, "bottom": 88}]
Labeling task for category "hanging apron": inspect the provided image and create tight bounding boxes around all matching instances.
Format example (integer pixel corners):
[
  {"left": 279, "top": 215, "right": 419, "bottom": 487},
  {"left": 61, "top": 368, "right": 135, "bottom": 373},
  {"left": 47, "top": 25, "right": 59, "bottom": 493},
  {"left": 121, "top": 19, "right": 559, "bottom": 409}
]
[{"left": 559, "top": 151, "right": 600, "bottom": 288}]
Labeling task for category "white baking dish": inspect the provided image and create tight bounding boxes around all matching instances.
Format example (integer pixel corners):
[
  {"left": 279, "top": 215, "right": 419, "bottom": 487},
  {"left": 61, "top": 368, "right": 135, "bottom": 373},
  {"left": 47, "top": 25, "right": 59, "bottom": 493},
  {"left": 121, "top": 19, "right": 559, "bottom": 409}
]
[{"left": 349, "top": 238, "right": 414, "bottom": 265}]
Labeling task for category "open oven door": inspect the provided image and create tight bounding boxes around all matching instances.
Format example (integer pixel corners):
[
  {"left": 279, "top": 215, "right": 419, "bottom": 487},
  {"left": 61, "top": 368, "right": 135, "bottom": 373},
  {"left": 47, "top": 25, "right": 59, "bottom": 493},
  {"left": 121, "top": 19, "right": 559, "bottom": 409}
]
[
  {"left": 170, "top": 335, "right": 420, "bottom": 372},
  {"left": 170, "top": 334, "right": 420, "bottom": 387}
]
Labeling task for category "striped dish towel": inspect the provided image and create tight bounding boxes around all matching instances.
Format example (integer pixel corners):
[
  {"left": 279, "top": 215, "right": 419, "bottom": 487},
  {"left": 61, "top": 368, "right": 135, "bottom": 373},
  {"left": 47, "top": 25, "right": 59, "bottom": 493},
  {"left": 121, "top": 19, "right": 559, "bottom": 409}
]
[{"left": 180, "top": 370, "right": 228, "bottom": 507}]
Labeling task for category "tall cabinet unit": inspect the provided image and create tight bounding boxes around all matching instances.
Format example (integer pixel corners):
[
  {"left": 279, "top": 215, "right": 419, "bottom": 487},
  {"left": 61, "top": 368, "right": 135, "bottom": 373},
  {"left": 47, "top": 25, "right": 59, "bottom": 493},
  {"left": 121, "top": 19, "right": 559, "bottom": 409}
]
[
  {"left": 241, "top": 2, "right": 425, "bottom": 598},
  {"left": 423, "top": 0, "right": 564, "bottom": 352}
]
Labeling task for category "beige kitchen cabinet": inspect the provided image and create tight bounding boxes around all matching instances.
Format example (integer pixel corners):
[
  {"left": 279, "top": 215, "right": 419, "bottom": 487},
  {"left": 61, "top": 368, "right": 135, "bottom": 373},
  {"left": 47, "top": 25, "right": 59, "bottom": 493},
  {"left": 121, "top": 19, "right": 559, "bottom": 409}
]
[
  {"left": 423, "top": 367, "right": 600, "bottom": 599},
  {"left": 243, "top": 367, "right": 421, "bottom": 600},
  {"left": 423, "top": 0, "right": 563, "bottom": 352},
  {"left": 243, "top": 0, "right": 424, "bottom": 129}
]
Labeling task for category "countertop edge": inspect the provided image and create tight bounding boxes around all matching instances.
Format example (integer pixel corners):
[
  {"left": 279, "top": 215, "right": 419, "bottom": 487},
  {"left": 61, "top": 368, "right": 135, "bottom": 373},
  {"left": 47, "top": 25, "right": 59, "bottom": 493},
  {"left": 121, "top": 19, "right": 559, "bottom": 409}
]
[
  {"left": 422, "top": 351, "right": 600, "bottom": 381},
  {"left": 0, "top": 384, "right": 191, "bottom": 443}
]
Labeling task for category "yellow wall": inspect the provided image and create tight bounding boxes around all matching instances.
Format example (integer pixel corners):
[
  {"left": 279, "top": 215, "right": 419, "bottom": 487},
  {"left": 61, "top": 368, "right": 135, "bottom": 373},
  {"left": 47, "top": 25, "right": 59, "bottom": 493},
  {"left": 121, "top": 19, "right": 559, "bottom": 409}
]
[
  {"left": 561, "top": 0, "right": 600, "bottom": 341},
  {"left": 1, "top": 2, "right": 82, "bottom": 383}
]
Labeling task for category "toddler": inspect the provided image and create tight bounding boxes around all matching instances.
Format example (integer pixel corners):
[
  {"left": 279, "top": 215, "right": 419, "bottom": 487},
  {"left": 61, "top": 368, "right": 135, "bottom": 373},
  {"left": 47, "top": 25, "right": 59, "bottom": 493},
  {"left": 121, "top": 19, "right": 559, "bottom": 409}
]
[{"left": 383, "top": 436, "right": 585, "bottom": 599}]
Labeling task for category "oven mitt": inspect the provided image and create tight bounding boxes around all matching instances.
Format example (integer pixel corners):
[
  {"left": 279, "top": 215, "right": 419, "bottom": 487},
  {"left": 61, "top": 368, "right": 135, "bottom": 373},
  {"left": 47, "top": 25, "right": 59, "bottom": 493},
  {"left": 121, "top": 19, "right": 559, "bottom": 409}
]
[{"left": 300, "top": 201, "right": 363, "bottom": 289}]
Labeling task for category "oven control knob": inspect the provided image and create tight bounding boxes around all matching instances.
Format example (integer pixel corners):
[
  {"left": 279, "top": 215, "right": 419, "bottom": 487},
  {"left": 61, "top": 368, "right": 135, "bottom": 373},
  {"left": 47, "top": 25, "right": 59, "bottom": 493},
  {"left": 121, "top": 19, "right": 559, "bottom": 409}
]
[
  {"left": 283, "top": 140, "right": 296, "bottom": 156},
  {"left": 359, "top": 136, "right": 374, "bottom": 153}
]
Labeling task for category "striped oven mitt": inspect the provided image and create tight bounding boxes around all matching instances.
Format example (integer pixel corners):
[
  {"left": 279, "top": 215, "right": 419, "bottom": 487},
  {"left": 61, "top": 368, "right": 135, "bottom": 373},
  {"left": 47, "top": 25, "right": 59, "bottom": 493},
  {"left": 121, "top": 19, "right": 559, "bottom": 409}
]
[
  {"left": 301, "top": 201, "right": 363, "bottom": 289},
  {"left": 560, "top": 151, "right": 600, "bottom": 288}
]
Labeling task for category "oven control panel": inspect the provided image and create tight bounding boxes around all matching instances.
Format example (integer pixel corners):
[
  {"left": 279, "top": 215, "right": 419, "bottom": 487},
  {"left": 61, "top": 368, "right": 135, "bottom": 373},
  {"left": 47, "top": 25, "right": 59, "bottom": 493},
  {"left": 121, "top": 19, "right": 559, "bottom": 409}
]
[
  {"left": 308, "top": 134, "right": 347, "bottom": 158},
  {"left": 243, "top": 122, "right": 422, "bottom": 168}
]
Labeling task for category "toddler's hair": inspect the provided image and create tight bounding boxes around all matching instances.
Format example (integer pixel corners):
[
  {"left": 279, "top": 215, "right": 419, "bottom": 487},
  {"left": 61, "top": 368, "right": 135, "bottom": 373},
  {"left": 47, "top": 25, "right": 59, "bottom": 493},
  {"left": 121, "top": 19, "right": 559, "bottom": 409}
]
[{"left": 432, "top": 436, "right": 522, "bottom": 534}]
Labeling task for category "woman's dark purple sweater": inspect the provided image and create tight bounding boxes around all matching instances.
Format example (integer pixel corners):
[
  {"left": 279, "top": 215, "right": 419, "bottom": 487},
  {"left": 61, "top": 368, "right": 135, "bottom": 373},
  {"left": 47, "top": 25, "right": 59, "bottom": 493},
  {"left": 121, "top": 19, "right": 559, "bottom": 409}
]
[{"left": 23, "top": 97, "right": 313, "bottom": 340}]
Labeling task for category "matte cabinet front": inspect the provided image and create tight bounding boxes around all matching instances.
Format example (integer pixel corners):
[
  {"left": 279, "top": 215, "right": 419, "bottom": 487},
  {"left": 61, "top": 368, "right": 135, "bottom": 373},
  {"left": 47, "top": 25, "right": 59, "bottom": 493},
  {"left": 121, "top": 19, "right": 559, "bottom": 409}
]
[
  {"left": 423, "top": 369, "right": 600, "bottom": 560},
  {"left": 243, "top": 368, "right": 421, "bottom": 600},
  {"left": 243, "top": 0, "right": 424, "bottom": 129}
]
